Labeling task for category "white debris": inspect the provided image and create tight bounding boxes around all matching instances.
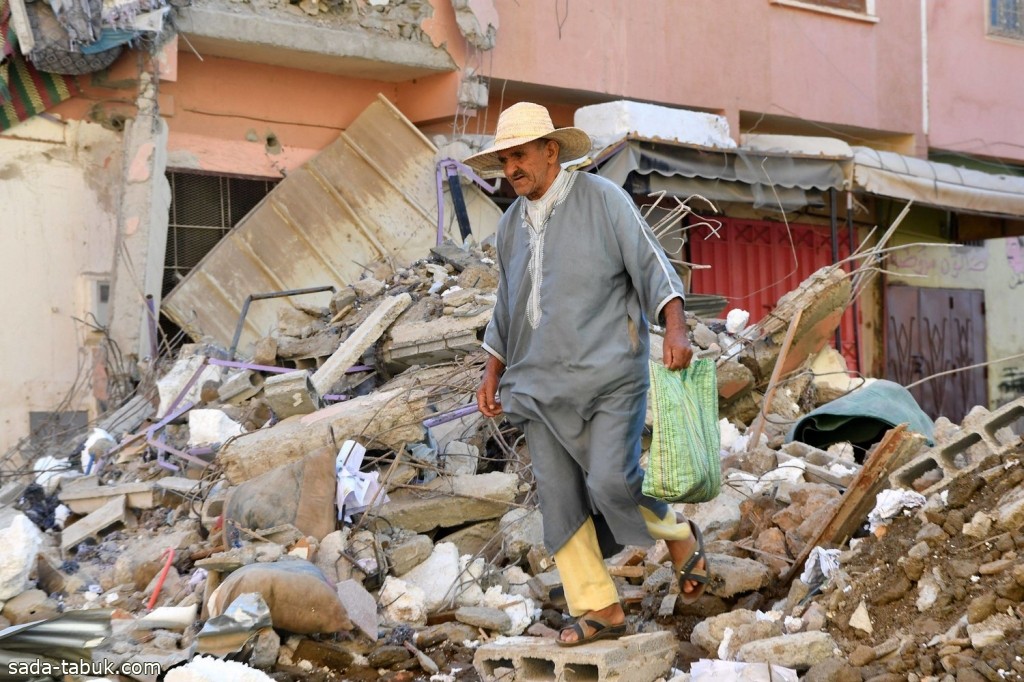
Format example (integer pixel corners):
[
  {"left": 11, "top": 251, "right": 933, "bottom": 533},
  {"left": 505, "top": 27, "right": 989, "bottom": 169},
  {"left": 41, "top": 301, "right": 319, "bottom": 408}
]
[
  {"left": 575, "top": 100, "right": 736, "bottom": 153},
  {"left": 80, "top": 428, "right": 116, "bottom": 474},
  {"left": 380, "top": 577, "right": 427, "bottom": 626},
  {"left": 33, "top": 455, "right": 75, "bottom": 494},
  {"left": 480, "top": 586, "right": 535, "bottom": 636},
  {"left": 725, "top": 309, "right": 750, "bottom": 334},
  {"left": 799, "top": 547, "right": 840, "bottom": 588},
  {"left": 164, "top": 655, "right": 273, "bottom": 681},
  {"left": 868, "top": 489, "right": 927, "bottom": 533},
  {"left": 187, "top": 409, "right": 244, "bottom": 447},
  {"left": 0, "top": 514, "right": 43, "bottom": 600},
  {"left": 691, "top": 659, "right": 798, "bottom": 682},
  {"left": 849, "top": 600, "right": 873, "bottom": 634},
  {"left": 718, "top": 418, "right": 745, "bottom": 454}
]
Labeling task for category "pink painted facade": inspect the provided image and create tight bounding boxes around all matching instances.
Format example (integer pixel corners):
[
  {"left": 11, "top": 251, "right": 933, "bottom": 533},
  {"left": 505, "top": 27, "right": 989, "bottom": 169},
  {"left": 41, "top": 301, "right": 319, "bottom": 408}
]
[{"left": 927, "top": 2, "right": 1024, "bottom": 164}]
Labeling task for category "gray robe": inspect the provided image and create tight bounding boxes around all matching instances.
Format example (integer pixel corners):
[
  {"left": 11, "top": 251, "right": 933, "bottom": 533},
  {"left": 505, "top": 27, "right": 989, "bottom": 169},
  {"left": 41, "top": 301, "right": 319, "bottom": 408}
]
[{"left": 482, "top": 171, "right": 686, "bottom": 552}]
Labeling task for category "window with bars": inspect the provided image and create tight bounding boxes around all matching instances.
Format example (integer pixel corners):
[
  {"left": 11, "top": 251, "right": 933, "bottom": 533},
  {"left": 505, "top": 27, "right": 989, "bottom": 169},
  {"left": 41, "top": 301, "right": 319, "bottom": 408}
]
[
  {"left": 989, "top": 0, "right": 1024, "bottom": 39},
  {"left": 163, "top": 171, "right": 279, "bottom": 297}
]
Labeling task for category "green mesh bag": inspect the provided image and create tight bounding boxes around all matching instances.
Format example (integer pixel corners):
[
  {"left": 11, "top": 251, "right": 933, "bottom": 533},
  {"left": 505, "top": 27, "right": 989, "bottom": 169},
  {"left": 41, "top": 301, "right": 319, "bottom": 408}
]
[{"left": 642, "top": 358, "right": 721, "bottom": 503}]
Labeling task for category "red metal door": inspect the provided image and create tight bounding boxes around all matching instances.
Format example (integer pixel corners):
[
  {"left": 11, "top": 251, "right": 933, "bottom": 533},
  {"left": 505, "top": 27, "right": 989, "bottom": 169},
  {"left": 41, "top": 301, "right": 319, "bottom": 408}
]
[{"left": 687, "top": 217, "right": 858, "bottom": 371}]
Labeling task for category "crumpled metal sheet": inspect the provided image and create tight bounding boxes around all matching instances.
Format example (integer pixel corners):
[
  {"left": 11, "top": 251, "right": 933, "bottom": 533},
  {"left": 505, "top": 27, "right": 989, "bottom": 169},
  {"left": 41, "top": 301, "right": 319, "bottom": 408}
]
[{"left": 0, "top": 608, "right": 112, "bottom": 682}]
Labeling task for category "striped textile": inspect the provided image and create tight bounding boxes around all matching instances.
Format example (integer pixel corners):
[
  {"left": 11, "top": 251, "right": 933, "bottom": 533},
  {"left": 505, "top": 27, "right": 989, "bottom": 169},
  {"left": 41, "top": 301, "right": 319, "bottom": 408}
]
[
  {"left": 1, "top": 0, "right": 81, "bottom": 132},
  {"left": 643, "top": 358, "right": 722, "bottom": 504}
]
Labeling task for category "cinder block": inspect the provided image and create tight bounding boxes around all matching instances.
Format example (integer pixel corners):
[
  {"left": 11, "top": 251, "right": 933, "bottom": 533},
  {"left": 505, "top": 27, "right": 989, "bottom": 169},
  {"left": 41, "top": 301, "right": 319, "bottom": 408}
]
[
  {"left": 217, "top": 370, "right": 264, "bottom": 405},
  {"left": 473, "top": 631, "right": 675, "bottom": 682},
  {"left": 263, "top": 370, "right": 321, "bottom": 418},
  {"left": 890, "top": 397, "right": 1024, "bottom": 495}
]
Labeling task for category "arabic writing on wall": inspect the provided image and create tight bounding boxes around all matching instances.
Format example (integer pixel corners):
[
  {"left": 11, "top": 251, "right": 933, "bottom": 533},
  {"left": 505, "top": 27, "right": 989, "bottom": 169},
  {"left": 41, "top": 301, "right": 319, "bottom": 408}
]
[{"left": 890, "top": 246, "right": 988, "bottom": 280}]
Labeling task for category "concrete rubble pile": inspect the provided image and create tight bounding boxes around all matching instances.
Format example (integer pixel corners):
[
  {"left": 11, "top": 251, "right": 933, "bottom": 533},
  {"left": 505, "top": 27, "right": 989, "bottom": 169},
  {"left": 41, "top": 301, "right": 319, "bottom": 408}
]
[{"left": 2, "top": 241, "right": 1023, "bottom": 682}]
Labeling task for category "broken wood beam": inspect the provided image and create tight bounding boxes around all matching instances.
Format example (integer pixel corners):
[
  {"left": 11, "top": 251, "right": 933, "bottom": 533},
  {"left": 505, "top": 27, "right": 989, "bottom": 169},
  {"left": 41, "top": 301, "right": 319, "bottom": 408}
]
[
  {"left": 780, "top": 424, "right": 924, "bottom": 585},
  {"left": 747, "top": 307, "right": 803, "bottom": 451}
]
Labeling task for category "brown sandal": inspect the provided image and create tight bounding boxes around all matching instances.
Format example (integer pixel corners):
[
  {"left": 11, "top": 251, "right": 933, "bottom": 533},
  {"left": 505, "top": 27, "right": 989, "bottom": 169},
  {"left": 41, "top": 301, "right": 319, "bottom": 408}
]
[
  {"left": 676, "top": 520, "right": 710, "bottom": 604},
  {"left": 556, "top": 615, "right": 627, "bottom": 648}
]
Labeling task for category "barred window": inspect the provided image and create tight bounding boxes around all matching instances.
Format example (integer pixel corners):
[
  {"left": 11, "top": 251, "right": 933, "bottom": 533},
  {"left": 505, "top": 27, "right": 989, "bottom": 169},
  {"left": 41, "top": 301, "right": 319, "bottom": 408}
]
[
  {"left": 989, "top": 0, "right": 1024, "bottom": 40},
  {"left": 163, "top": 171, "right": 278, "bottom": 298}
]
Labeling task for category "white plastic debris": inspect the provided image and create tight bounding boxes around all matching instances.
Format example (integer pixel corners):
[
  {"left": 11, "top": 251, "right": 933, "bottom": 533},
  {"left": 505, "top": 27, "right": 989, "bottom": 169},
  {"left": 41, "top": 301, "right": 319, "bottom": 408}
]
[
  {"left": 867, "top": 489, "right": 927, "bottom": 533},
  {"left": 0, "top": 514, "right": 44, "bottom": 600},
  {"left": 80, "top": 427, "right": 116, "bottom": 474},
  {"left": 33, "top": 455, "right": 75, "bottom": 494},
  {"left": 725, "top": 308, "right": 750, "bottom": 334},
  {"left": 691, "top": 659, "right": 798, "bottom": 682},
  {"left": 336, "top": 440, "right": 388, "bottom": 520},
  {"left": 799, "top": 547, "right": 840, "bottom": 588}
]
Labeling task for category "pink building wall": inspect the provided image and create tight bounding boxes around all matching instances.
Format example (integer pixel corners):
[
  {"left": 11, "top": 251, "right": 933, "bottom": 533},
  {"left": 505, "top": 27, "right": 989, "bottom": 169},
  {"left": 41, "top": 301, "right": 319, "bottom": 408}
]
[
  {"left": 482, "top": 0, "right": 923, "bottom": 150},
  {"left": 927, "top": 2, "right": 1024, "bottom": 165}
]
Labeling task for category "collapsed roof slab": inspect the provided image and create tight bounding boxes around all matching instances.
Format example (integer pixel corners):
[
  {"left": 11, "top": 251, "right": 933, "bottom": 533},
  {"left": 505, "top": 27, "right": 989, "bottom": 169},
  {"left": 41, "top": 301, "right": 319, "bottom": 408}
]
[
  {"left": 162, "top": 95, "right": 501, "bottom": 355},
  {"left": 176, "top": 1, "right": 456, "bottom": 80}
]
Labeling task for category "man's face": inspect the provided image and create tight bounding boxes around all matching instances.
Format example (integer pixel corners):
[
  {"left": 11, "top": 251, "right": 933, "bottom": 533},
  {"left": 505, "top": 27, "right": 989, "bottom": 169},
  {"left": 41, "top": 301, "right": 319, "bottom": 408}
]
[{"left": 497, "top": 139, "right": 559, "bottom": 200}]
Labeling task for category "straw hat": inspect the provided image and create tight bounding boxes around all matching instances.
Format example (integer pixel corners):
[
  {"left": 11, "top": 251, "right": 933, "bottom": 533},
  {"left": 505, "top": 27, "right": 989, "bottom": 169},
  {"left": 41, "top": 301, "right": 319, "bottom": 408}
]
[{"left": 463, "top": 102, "right": 592, "bottom": 175}]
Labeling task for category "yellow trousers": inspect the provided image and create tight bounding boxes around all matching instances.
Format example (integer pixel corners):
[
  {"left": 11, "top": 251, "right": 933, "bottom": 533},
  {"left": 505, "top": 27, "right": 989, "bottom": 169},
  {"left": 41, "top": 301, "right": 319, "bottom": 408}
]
[{"left": 554, "top": 508, "right": 692, "bottom": 616}]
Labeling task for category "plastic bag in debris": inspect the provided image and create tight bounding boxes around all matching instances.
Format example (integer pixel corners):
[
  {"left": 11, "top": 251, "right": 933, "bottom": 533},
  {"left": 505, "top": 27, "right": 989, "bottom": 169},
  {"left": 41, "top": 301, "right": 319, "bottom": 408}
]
[
  {"left": 691, "top": 659, "right": 798, "bottom": 681},
  {"left": 799, "top": 546, "right": 841, "bottom": 589},
  {"left": 867, "top": 488, "right": 927, "bottom": 533},
  {"left": 336, "top": 440, "right": 389, "bottom": 521}
]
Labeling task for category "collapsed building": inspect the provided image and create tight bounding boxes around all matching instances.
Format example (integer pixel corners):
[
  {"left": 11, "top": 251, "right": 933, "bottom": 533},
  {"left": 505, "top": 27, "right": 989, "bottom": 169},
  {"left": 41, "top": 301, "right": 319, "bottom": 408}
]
[{"left": 1, "top": 135, "right": 1023, "bottom": 678}]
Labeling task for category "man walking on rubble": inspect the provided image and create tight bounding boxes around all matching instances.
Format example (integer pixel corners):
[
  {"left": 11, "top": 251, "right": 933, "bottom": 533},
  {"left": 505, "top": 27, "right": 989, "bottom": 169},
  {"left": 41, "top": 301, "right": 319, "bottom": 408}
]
[{"left": 467, "top": 102, "right": 709, "bottom": 647}]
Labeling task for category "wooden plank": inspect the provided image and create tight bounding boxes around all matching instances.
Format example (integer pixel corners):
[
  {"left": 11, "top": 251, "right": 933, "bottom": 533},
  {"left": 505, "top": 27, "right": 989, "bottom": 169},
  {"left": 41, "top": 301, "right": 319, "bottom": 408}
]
[
  {"left": 747, "top": 307, "right": 804, "bottom": 451},
  {"left": 59, "top": 482, "right": 160, "bottom": 514},
  {"left": 61, "top": 495, "right": 127, "bottom": 552},
  {"left": 781, "top": 424, "right": 924, "bottom": 585}
]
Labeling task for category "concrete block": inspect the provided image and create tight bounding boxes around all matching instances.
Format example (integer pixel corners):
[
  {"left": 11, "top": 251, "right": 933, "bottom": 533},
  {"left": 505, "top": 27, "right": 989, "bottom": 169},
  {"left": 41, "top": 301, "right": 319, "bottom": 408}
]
[
  {"left": 61, "top": 494, "right": 127, "bottom": 552},
  {"left": 382, "top": 307, "right": 492, "bottom": 368},
  {"left": 263, "top": 370, "right": 321, "bottom": 418},
  {"left": 474, "top": 631, "right": 675, "bottom": 682},
  {"left": 890, "top": 396, "right": 1024, "bottom": 495},
  {"left": 2, "top": 589, "right": 60, "bottom": 625},
  {"left": 188, "top": 409, "right": 245, "bottom": 446},
  {"left": 312, "top": 293, "right": 412, "bottom": 394},
  {"left": 59, "top": 480, "right": 166, "bottom": 514},
  {"left": 217, "top": 370, "right": 265, "bottom": 405}
]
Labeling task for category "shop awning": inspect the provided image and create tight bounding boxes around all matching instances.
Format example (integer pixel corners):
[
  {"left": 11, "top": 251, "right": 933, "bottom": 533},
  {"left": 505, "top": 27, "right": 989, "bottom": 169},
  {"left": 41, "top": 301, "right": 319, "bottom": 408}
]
[
  {"left": 853, "top": 147, "right": 1024, "bottom": 218},
  {"left": 593, "top": 136, "right": 849, "bottom": 211}
]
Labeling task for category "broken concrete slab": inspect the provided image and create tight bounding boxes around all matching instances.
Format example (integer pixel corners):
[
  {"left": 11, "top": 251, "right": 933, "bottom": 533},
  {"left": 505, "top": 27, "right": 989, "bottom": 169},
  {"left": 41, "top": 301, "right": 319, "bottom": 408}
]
[
  {"left": 474, "top": 631, "right": 676, "bottom": 682},
  {"left": 336, "top": 579, "right": 378, "bottom": 641},
  {"left": 59, "top": 479, "right": 167, "bottom": 515},
  {"left": 736, "top": 631, "right": 841, "bottom": 670},
  {"left": 263, "top": 370, "right": 321, "bottom": 419},
  {"left": 218, "top": 387, "right": 428, "bottom": 484},
  {"left": 372, "top": 472, "right": 519, "bottom": 533},
  {"left": 382, "top": 299, "right": 492, "bottom": 369},
  {"left": 61, "top": 494, "right": 127, "bottom": 552},
  {"left": 311, "top": 293, "right": 413, "bottom": 394}
]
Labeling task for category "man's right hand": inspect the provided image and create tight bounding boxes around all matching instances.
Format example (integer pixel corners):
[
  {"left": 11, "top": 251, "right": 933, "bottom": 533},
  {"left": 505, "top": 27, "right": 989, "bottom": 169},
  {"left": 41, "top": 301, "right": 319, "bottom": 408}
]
[{"left": 476, "top": 356, "right": 505, "bottom": 418}]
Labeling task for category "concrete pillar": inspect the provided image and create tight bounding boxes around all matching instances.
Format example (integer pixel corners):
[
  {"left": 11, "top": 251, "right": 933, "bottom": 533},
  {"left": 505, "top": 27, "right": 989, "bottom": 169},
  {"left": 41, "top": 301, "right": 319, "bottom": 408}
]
[{"left": 107, "top": 70, "right": 171, "bottom": 366}]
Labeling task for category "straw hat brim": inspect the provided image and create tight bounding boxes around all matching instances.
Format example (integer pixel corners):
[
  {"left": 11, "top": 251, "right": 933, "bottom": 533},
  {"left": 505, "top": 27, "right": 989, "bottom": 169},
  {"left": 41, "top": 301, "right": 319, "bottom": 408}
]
[{"left": 463, "top": 127, "right": 593, "bottom": 175}]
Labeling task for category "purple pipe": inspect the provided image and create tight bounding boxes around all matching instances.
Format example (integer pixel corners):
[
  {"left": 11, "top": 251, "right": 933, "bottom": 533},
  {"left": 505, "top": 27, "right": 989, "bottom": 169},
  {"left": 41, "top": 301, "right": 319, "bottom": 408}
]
[{"left": 423, "top": 403, "right": 479, "bottom": 429}]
